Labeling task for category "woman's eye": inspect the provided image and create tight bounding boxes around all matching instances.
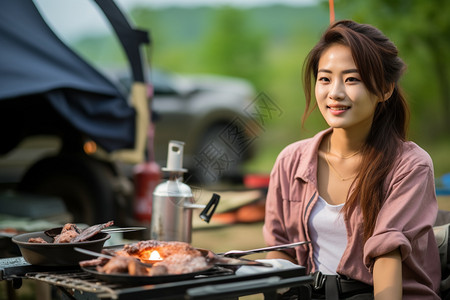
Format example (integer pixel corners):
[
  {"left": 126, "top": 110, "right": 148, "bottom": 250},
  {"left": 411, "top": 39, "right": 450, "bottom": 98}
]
[
  {"left": 318, "top": 77, "right": 330, "bottom": 82},
  {"left": 346, "top": 77, "right": 360, "bottom": 83}
]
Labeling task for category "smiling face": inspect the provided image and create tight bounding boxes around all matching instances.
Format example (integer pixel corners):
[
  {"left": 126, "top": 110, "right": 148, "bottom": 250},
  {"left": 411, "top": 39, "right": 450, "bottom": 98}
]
[{"left": 315, "top": 43, "right": 381, "bottom": 135}]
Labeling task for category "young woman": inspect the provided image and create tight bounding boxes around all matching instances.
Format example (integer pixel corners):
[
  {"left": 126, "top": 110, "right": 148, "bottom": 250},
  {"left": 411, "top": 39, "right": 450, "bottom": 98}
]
[{"left": 263, "top": 20, "right": 441, "bottom": 299}]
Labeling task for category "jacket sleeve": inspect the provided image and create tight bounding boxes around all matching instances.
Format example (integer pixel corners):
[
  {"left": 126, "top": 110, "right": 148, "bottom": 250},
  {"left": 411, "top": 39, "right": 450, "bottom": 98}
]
[
  {"left": 262, "top": 156, "right": 297, "bottom": 259},
  {"left": 363, "top": 151, "right": 438, "bottom": 271}
]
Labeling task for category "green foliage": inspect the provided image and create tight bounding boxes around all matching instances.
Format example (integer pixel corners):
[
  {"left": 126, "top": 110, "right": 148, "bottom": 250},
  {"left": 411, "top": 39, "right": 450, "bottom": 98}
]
[
  {"left": 200, "top": 7, "right": 266, "bottom": 85},
  {"left": 331, "top": 0, "right": 450, "bottom": 175},
  {"left": 334, "top": 0, "right": 450, "bottom": 142}
]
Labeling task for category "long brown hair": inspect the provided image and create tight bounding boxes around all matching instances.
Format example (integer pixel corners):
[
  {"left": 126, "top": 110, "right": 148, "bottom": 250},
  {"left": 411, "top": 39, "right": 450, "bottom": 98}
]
[{"left": 302, "top": 20, "right": 410, "bottom": 241}]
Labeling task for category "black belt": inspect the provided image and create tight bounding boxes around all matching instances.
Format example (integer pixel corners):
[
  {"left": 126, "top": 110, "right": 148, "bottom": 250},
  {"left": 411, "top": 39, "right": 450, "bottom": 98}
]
[{"left": 311, "top": 271, "right": 373, "bottom": 300}]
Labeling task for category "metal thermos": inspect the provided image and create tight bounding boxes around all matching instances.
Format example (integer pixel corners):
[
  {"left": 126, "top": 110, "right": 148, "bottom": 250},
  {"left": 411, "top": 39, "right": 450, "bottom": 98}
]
[{"left": 151, "top": 141, "right": 219, "bottom": 243}]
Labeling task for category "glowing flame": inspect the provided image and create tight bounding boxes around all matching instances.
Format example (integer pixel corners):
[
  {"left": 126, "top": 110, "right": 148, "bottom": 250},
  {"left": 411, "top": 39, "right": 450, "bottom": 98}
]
[
  {"left": 138, "top": 249, "right": 164, "bottom": 263},
  {"left": 149, "top": 250, "right": 162, "bottom": 260},
  {"left": 149, "top": 250, "right": 162, "bottom": 261}
]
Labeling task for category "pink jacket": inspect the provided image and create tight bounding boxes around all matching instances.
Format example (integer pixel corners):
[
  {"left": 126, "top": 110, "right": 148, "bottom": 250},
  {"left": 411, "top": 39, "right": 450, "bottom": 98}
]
[{"left": 263, "top": 129, "right": 441, "bottom": 299}]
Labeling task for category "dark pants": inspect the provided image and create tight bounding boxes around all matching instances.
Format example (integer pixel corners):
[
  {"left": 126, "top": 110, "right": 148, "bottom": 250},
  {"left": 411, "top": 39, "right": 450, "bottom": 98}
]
[
  {"left": 310, "top": 272, "right": 373, "bottom": 300},
  {"left": 311, "top": 293, "right": 373, "bottom": 300}
]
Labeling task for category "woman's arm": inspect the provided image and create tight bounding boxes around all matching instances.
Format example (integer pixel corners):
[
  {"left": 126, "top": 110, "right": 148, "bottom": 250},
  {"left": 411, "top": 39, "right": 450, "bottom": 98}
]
[
  {"left": 266, "top": 250, "right": 298, "bottom": 264},
  {"left": 373, "top": 248, "right": 402, "bottom": 300}
]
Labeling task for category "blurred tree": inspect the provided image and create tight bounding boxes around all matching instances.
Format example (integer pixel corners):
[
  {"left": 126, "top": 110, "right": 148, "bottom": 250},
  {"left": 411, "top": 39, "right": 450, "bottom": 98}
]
[
  {"left": 200, "top": 6, "right": 267, "bottom": 85},
  {"left": 334, "top": 0, "right": 450, "bottom": 139}
]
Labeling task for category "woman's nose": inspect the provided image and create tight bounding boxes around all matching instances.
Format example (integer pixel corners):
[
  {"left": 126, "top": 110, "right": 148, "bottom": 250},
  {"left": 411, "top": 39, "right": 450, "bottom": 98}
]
[{"left": 329, "top": 81, "right": 345, "bottom": 100}]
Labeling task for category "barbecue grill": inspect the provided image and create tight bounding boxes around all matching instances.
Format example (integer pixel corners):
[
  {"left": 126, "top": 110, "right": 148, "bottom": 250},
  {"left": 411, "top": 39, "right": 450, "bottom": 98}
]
[{"left": 0, "top": 256, "right": 313, "bottom": 299}]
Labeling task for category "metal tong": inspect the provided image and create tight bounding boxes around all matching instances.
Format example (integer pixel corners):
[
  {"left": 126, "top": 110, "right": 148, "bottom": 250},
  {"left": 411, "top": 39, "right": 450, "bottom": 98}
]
[
  {"left": 99, "top": 227, "right": 147, "bottom": 233},
  {"left": 218, "top": 241, "right": 311, "bottom": 258},
  {"left": 44, "top": 226, "right": 146, "bottom": 237}
]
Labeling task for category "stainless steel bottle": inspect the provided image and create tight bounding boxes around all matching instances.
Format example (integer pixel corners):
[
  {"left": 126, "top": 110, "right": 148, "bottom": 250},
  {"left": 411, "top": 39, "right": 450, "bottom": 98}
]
[{"left": 151, "top": 140, "right": 219, "bottom": 243}]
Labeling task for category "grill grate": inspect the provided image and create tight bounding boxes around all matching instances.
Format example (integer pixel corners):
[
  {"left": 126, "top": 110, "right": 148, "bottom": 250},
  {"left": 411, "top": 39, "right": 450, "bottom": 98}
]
[
  {"left": 24, "top": 267, "right": 236, "bottom": 299},
  {"left": 0, "top": 257, "right": 312, "bottom": 300},
  {"left": 27, "top": 270, "right": 119, "bottom": 299}
]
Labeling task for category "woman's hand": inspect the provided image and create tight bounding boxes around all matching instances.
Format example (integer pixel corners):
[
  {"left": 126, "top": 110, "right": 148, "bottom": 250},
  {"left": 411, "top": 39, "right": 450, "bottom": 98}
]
[{"left": 373, "top": 248, "right": 402, "bottom": 300}]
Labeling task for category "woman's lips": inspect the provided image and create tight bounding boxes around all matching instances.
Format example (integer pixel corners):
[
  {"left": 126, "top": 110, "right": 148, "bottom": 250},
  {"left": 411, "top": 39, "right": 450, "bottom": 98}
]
[{"left": 328, "top": 105, "right": 350, "bottom": 116}]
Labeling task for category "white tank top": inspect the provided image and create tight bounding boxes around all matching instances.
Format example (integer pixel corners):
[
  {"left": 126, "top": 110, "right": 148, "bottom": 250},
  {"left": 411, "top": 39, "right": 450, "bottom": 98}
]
[{"left": 308, "top": 196, "right": 347, "bottom": 274}]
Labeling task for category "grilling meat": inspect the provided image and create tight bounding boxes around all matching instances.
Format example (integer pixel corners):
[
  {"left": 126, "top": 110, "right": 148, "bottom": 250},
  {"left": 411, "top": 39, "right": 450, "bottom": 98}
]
[
  {"left": 124, "top": 240, "right": 202, "bottom": 258},
  {"left": 156, "top": 254, "right": 209, "bottom": 274},
  {"left": 99, "top": 256, "right": 148, "bottom": 276},
  {"left": 71, "top": 220, "right": 113, "bottom": 243},
  {"left": 27, "top": 221, "right": 113, "bottom": 244},
  {"left": 81, "top": 240, "right": 210, "bottom": 276},
  {"left": 27, "top": 237, "right": 47, "bottom": 243},
  {"left": 79, "top": 256, "right": 109, "bottom": 268},
  {"left": 54, "top": 223, "right": 81, "bottom": 243}
]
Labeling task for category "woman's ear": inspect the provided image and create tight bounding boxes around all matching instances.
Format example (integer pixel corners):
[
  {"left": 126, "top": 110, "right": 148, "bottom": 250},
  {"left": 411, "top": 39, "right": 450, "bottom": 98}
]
[{"left": 382, "top": 83, "right": 395, "bottom": 102}]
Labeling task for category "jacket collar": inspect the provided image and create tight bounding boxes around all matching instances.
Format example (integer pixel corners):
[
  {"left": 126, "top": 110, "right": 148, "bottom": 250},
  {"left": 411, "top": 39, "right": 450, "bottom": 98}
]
[{"left": 294, "top": 128, "right": 332, "bottom": 183}]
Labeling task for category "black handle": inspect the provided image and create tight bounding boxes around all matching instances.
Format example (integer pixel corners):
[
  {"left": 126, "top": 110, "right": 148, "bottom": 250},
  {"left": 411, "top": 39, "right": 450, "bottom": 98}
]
[{"left": 199, "top": 193, "right": 220, "bottom": 223}]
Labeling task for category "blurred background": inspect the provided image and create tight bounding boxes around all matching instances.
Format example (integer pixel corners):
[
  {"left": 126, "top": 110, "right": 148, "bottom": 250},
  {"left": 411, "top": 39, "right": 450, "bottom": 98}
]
[
  {"left": 1, "top": 0, "right": 449, "bottom": 226},
  {"left": 42, "top": 0, "right": 450, "bottom": 176},
  {"left": 0, "top": 0, "right": 449, "bottom": 224},
  {"left": 0, "top": 0, "right": 449, "bottom": 298}
]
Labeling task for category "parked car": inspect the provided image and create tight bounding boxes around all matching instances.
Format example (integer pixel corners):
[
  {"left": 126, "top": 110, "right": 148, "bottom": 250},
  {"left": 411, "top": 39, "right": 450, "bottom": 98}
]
[{"left": 114, "top": 68, "right": 258, "bottom": 184}]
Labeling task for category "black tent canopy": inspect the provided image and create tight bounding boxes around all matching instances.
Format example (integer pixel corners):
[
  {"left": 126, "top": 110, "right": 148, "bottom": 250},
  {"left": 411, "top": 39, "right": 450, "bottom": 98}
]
[{"left": 0, "top": 0, "right": 149, "bottom": 155}]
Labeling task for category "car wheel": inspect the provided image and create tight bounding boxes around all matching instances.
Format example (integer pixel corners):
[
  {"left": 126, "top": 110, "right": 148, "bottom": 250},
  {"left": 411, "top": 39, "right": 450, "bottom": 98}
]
[{"left": 17, "top": 154, "right": 116, "bottom": 224}]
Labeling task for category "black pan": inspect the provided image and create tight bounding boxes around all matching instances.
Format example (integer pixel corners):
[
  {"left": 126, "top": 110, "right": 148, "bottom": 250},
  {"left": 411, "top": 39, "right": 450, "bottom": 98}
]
[
  {"left": 12, "top": 231, "right": 110, "bottom": 266},
  {"left": 81, "top": 265, "right": 215, "bottom": 285}
]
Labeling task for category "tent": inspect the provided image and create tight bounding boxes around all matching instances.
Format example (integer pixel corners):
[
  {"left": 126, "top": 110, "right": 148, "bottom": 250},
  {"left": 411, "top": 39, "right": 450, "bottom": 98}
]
[{"left": 0, "top": 0, "right": 149, "bottom": 162}]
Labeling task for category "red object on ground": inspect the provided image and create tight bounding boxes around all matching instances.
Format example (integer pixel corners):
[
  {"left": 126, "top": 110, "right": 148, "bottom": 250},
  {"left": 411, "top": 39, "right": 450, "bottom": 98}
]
[
  {"left": 211, "top": 202, "right": 266, "bottom": 225},
  {"left": 244, "top": 174, "right": 270, "bottom": 189},
  {"left": 235, "top": 202, "right": 266, "bottom": 223},
  {"left": 211, "top": 211, "right": 238, "bottom": 225}
]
